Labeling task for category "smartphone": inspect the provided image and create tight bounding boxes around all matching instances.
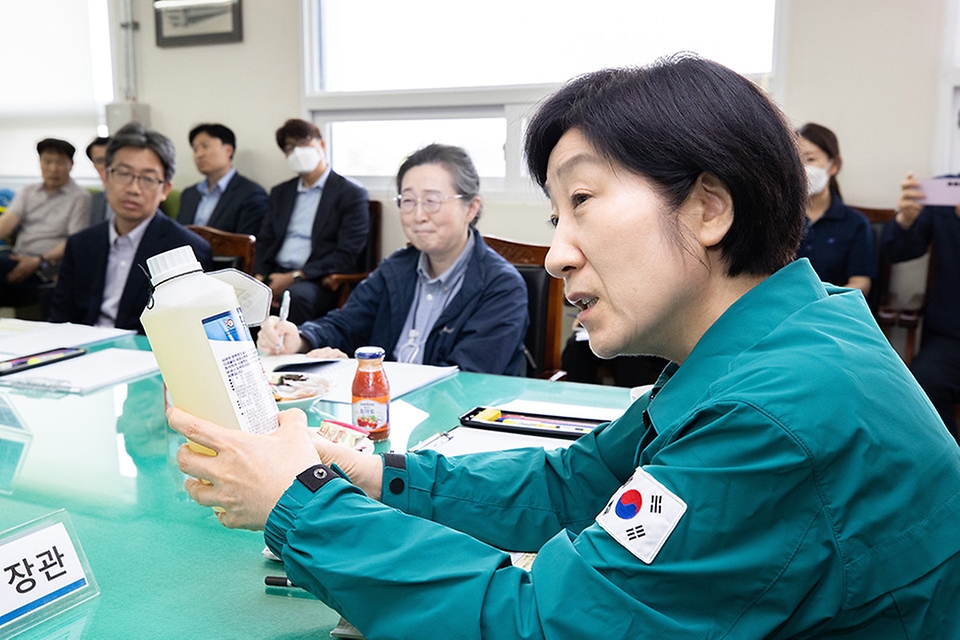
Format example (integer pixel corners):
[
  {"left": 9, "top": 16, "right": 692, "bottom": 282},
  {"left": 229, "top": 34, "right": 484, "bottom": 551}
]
[
  {"left": 0, "top": 347, "right": 87, "bottom": 376},
  {"left": 917, "top": 177, "right": 960, "bottom": 206}
]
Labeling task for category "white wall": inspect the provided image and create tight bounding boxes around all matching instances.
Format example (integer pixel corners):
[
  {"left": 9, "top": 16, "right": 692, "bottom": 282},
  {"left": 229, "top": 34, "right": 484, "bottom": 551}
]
[
  {"left": 130, "top": 0, "right": 302, "bottom": 192},
  {"left": 779, "top": 0, "right": 946, "bottom": 209},
  {"left": 124, "top": 0, "right": 949, "bottom": 254}
]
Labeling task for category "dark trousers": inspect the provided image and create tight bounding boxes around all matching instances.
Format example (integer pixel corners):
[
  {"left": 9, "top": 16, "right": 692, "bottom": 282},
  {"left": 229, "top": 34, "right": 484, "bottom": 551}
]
[
  {"left": 285, "top": 278, "right": 339, "bottom": 326},
  {"left": 911, "top": 329, "right": 960, "bottom": 444},
  {"left": 0, "top": 253, "right": 42, "bottom": 308}
]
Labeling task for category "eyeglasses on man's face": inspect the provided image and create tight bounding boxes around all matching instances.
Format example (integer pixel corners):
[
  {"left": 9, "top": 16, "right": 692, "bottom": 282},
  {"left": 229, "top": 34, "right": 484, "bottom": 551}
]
[
  {"left": 108, "top": 167, "right": 164, "bottom": 190},
  {"left": 394, "top": 193, "right": 463, "bottom": 214}
]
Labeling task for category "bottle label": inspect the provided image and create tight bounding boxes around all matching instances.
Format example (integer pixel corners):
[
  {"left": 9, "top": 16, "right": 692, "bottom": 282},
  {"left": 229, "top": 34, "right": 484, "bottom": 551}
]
[
  {"left": 352, "top": 396, "right": 389, "bottom": 432},
  {"left": 202, "top": 308, "right": 278, "bottom": 435}
]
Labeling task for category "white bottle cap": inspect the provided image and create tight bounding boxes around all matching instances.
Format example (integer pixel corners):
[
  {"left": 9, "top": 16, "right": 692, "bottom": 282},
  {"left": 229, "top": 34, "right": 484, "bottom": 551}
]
[{"left": 146, "top": 245, "right": 202, "bottom": 286}]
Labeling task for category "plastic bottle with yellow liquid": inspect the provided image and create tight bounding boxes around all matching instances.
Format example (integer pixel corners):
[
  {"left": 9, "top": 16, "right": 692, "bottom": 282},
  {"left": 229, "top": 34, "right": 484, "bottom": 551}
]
[{"left": 140, "top": 246, "right": 278, "bottom": 455}]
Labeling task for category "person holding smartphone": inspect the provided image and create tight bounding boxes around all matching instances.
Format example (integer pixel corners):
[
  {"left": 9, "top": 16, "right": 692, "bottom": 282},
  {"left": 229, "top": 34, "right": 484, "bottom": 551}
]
[{"left": 882, "top": 172, "right": 960, "bottom": 442}]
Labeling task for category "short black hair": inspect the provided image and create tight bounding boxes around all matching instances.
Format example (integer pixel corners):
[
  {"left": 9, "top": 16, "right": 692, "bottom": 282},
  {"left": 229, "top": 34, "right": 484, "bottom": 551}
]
[
  {"left": 85, "top": 136, "right": 110, "bottom": 161},
  {"left": 524, "top": 54, "right": 805, "bottom": 277},
  {"left": 36, "top": 138, "right": 76, "bottom": 160},
  {"left": 275, "top": 119, "right": 321, "bottom": 150},
  {"left": 106, "top": 122, "right": 177, "bottom": 182},
  {"left": 188, "top": 123, "right": 237, "bottom": 156}
]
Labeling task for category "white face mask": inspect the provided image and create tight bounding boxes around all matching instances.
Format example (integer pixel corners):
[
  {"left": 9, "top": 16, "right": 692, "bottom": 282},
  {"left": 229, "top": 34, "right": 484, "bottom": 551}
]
[
  {"left": 287, "top": 145, "right": 323, "bottom": 175},
  {"left": 805, "top": 163, "right": 831, "bottom": 196}
]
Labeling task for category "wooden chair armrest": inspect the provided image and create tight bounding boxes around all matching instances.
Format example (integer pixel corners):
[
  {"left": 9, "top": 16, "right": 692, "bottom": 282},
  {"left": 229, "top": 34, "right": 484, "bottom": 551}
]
[
  {"left": 876, "top": 292, "right": 899, "bottom": 327},
  {"left": 321, "top": 272, "right": 368, "bottom": 291}
]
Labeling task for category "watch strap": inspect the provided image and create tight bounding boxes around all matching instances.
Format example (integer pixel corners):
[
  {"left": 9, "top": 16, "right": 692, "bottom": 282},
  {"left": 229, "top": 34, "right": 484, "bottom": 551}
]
[{"left": 296, "top": 464, "right": 338, "bottom": 493}]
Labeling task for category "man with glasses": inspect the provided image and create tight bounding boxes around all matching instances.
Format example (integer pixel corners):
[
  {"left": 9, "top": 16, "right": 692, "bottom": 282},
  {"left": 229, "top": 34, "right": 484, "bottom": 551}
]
[
  {"left": 255, "top": 118, "right": 369, "bottom": 325},
  {"left": 50, "top": 122, "right": 212, "bottom": 332},
  {"left": 0, "top": 138, "right": 91, "bottom": 309},
  {"left": 85, "top": 135, "right": 111, "bottom": 225}
]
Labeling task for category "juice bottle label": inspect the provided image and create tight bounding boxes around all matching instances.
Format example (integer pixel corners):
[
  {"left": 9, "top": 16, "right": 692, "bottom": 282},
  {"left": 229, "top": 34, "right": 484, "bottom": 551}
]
[
  {"left": 352, "top": 396, "right": 389, "bottom": 434},
  {"left": 202, "top": 308, "right": 278, "bottom": 435}
]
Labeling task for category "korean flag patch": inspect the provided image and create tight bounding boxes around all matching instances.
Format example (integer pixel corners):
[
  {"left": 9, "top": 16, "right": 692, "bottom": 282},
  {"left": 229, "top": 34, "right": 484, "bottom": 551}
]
[{"left": 596, "top": 466, "right": 686, "bottom": 564}]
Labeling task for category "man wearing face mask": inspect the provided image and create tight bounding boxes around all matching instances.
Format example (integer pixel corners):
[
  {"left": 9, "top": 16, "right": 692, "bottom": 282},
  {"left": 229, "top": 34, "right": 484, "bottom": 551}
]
[
  {"left": 256, "top": 119, "right": 370, "bottom": 324},
  {"left": 795, "top": 123, "right": 875, "bottom": 296}
]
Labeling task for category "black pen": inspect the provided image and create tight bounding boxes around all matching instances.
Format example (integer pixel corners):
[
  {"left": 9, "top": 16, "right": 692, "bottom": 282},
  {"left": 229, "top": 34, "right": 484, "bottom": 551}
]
[{"left": 265, "top": 575, "right": 301, "bottom": 588}]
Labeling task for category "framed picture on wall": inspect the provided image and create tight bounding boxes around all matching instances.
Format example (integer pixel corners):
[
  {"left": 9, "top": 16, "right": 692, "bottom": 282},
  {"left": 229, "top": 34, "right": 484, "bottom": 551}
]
[{"left": 154, "top": 0, "right": 243, "bottom": 48}]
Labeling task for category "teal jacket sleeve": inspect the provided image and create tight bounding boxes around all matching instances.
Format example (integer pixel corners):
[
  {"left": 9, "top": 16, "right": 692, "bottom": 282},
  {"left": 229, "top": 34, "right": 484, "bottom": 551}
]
[
  {"left": 263, "top": 399, "right": 901, "bottom": 639},
  {"left": 380, "top": 411, "right": 644, "bottom": 551}
]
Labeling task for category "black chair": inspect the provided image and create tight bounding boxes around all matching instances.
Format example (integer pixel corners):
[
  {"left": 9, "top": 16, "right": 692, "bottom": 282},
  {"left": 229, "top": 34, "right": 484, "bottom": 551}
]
[
  {"left": 483, "top": 235, "right": 565, "bottom": 380},
  {"left": 323, "top": 200, "right": 383, "bottom": 307}
]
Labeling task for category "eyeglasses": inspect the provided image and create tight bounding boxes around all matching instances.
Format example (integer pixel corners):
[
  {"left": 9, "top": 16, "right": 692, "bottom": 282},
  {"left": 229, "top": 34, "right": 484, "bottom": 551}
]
[
  {"left": 282, "top": 136, "right": 315, "bottom": 155},
  {"left": 108, "top": 167, "right": 164, "bottom": 190},
  {"left": 394, "top": 193, "right": 463, "bottom": 214}
]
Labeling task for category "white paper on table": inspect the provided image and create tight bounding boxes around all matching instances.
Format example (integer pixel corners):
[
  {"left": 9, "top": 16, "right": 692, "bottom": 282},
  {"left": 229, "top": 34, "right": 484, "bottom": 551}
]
[
  {"left": 413, "top": 426, "right": 575, "bottom": 456},
  {"left": 0, "top": 348, "right": 158, "bottom": 393},
  {"left": 496, "top": 399, "right": 628, "bottom": 423},
  {"left": 259, "top": 355, "right": 457, "bottom": 404},
  {"left": 0, "top": 320, "right": 134, "bottom": 359}
]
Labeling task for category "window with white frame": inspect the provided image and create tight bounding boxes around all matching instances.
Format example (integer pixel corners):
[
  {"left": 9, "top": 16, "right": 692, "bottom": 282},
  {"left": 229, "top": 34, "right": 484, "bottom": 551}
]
[
  {"left": 0, "top": 0, "right": 114, "bottom": 183},
  {"left": 303, "top": 0, "right": 779, "bottom": 194}
]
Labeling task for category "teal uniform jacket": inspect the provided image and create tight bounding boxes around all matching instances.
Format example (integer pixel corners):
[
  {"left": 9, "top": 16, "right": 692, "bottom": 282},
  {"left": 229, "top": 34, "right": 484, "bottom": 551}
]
[{"left": 265, "top": 259, "right": 960, "bottom": 639}]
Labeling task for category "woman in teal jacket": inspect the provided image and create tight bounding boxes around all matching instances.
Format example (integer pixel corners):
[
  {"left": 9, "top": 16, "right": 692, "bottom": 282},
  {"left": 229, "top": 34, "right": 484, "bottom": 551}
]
[{"left": 172, "top": 55, "right": 960, "bottom": 638}]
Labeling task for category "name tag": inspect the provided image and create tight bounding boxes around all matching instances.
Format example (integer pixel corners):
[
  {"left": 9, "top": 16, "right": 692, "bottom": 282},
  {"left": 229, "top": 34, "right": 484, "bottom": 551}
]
[
  {"left": 596, "top": 466, "right": 686, "bottom": 564},
  {"left": 0, "top": 511, "right": 99, "bottom": 636}
]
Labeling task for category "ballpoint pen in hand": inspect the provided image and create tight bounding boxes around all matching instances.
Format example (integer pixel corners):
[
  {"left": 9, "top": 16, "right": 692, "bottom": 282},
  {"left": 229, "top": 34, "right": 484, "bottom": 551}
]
[{"left": 276, "top": 289, "right": 291, "bottom": 354}]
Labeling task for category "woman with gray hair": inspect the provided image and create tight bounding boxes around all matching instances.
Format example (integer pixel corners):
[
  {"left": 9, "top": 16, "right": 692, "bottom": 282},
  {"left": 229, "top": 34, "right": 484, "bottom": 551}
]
[{"left": 258, "top": 143, "right": 528, "bottom": 375}]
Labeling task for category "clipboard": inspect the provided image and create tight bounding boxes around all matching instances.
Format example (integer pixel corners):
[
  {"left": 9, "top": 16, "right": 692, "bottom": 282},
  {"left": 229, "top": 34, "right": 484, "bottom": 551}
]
[{"left": 458, "top": 406, "right": 605, "bottom": 440}]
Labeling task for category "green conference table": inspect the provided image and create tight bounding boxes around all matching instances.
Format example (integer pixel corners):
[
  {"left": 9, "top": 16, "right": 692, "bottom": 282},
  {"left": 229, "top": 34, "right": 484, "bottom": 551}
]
[{"left": 0, "top": 336, "right": 631, "bottom": 639}]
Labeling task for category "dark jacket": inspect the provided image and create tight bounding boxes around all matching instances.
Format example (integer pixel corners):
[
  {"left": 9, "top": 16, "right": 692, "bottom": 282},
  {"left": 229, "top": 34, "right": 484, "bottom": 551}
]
[
  {"left": 881, "top": 191, "right": 960, "bottom": 340},
  {"left": 255, "top": 171, "right": 369, "bottom": 280},
  {"left": 50, "top": 213, "right": 213, "bottom": 333},
  {"left": 178, "top": 172, "right": 268, "bottom": 237},
  {"left": 298, "top": 229, "right": 529, "bottom": 375}
]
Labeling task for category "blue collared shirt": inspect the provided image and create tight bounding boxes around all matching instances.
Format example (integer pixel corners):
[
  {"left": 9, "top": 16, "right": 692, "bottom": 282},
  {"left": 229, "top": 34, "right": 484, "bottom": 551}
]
[
  {"left": 393, "top": 232, "right": 474, "bottom": 364},
  {"left": 275, "top": 166, "right": 332, "bottom": 270},
  {"left": 193, "top": 167, "right": 236, "bottom": 227},
  {"left": 96, "top": 214, "right": 152, "bottom": 327}
]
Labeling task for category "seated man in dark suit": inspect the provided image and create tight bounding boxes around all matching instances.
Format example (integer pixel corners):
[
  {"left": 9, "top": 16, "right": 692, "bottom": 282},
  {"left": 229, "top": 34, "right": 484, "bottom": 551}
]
[
  {"left": 50, "top": 122, "right": 212, "bottom": 333},
  {"left": 177, "top": 123, "right": 268, "bottom": 236},
  {"left": 85, "top": 135, "right": 111, "bottom": 225},
  {"left": 256, "top": 118, "right": 369, "bottom": 324}
]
